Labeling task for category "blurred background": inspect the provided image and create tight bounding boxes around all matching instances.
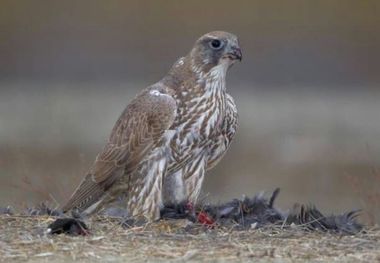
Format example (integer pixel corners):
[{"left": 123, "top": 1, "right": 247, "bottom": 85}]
[{"left": 1, "top": 0, "right": 379, "bottom": 223}]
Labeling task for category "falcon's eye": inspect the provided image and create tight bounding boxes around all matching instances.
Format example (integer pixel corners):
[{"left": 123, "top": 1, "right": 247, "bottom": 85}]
[{"left": 209, "top": 39, "right": 223, "bottom": 50}]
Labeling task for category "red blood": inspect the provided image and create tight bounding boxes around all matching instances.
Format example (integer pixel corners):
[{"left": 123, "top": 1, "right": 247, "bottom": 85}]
[{"left": 197, "top": 211, "right": 215, "bottom": 226}]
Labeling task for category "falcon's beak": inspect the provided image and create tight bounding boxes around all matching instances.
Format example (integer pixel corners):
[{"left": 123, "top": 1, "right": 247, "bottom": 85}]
[{"left": 228, "top": 46, "right": 242, "bottom": 61}]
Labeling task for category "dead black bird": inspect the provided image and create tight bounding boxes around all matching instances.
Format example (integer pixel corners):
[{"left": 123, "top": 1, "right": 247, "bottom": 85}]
[
  {"left": 201, "top": 188, "right": 283, "bottom": 228},
  {"left": 47, "top": 218, "right": 89, "bottom": 235},
  {"left": 160, "top": 188, "right": 283, "bottom": 227},
  {"left": 161, "top": 188, "right": 363, "bottom": 234},
  {"left": 286, "top": 203, "right": 362, "bottom": 235}
]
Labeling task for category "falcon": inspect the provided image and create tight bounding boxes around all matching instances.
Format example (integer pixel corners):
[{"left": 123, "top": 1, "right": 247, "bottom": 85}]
[{"left": 62, "top": 31, "right": 242, "bottom": 220}]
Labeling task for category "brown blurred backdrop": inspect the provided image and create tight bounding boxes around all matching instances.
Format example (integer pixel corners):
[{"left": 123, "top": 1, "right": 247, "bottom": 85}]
[{"left": 0, "top": 0, "right": 379, "bottom": 223}]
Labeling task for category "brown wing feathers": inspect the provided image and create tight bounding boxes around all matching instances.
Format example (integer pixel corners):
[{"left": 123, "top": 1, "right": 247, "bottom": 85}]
[{"left": 62, "top": 88, "right": 176, "bottom": 213}]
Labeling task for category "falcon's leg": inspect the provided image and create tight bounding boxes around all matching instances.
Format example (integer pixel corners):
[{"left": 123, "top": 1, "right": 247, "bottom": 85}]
[
  {"left": 162, "top": 153, "right": 207, "bottom": 207},
  {"left": 183, "top": 154, "right": 207, "bottom": 204},
  {"left": 162, "top": 170, "right": 187, "bottom": 206},
  {"left": 160, "top": 154, "right": 206, "bottom": 220},
  {"left": 124, "top": 148, "right": 167, "bottom": 221}
]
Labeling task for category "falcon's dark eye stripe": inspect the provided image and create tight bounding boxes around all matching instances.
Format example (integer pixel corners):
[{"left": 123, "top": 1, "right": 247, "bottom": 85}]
[{"left": 210, "top": 39, "right": 222, "bottom": 50}]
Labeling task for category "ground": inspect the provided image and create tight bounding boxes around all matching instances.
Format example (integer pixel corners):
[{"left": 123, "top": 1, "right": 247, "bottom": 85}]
[{"left": 1, "top": 215, "right": 379, "bottom": 262}]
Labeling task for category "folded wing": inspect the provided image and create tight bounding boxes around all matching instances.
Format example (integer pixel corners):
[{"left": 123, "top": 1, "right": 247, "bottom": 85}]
[{"left": 62, "top": 86, "right": 177, "bottom": 213}]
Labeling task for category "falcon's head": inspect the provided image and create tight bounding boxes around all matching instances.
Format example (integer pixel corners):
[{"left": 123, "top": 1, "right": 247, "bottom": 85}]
[{"left": 190, "top": 31, "right": 242, "bottom": 73}]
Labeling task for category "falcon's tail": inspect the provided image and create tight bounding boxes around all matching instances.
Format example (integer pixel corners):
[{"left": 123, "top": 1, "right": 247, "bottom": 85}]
[{"left": 61, "top": 173, "right": 106, "bottom": 214}]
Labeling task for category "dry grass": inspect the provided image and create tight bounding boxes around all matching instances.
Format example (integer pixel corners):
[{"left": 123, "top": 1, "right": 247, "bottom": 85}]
[{"left": 1, "top": 215, "right": 379, "bottom": 263}]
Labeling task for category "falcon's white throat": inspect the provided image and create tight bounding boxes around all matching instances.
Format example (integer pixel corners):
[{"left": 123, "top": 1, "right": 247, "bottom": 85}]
[
  {"left": 207, "top": 62, "right": 229, "bottom": 87},
  {"left": 193, "top": 62, "right": 229, "bottom": 138}
]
